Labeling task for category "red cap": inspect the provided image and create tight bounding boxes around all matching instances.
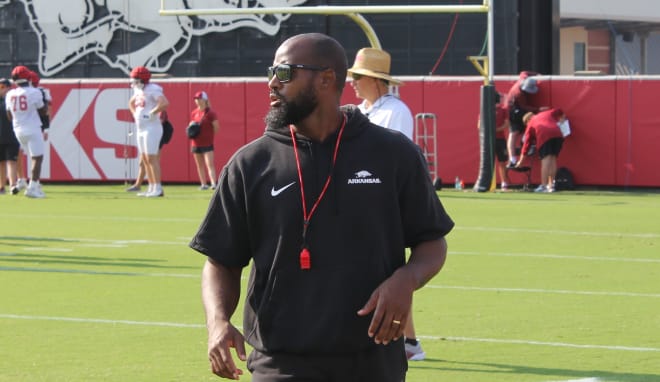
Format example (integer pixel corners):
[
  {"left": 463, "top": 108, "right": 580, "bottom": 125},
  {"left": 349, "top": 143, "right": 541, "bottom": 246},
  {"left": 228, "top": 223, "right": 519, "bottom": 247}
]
[
  {"left": 193, "top": 91, "right": 208, "bottom": 100},
  {"left": 130, "top": 66, "right": 151, "bottom": 84},
  {"left": 29, "top": 71, "right": 40, "bottom": 86}
]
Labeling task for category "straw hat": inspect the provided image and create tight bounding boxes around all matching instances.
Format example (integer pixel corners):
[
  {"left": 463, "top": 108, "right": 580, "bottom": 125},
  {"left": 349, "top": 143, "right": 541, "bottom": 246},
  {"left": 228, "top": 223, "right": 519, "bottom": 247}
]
[{"left": 348, "top": 48, "right": 401, "bottom": 85}]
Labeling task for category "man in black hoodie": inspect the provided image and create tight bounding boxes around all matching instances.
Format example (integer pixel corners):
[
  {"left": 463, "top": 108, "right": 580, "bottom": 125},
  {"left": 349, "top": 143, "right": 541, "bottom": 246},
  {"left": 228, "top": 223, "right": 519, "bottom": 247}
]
[{"left": 190, "top": 33, "right": 454, "bottom": 381}]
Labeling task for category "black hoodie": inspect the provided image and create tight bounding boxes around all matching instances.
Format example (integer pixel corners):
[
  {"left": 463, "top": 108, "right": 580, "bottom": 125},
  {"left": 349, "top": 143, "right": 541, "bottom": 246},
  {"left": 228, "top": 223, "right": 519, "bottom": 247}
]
[{"left": 191, "top": 105, "right": 454, "bottom": 355}]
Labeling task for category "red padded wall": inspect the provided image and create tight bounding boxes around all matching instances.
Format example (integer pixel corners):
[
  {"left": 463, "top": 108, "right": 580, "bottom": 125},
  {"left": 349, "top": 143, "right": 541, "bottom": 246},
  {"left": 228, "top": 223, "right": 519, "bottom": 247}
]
[{"left": 36, "top": 76, "right": 660, "bottom": 187}]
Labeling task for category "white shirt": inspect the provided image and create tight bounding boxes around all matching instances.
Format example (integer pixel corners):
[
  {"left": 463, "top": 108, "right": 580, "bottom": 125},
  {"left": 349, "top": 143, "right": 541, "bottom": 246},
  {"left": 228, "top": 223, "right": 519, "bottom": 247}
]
[
  {"left": 132, "top": 83, "right": 164, "bottom": 129},
  {"left": 358, "top": 94, "right": 414, "bottom": 141},
  {"left": 5, "top": 85, "right": 44, "bottom": 134}
]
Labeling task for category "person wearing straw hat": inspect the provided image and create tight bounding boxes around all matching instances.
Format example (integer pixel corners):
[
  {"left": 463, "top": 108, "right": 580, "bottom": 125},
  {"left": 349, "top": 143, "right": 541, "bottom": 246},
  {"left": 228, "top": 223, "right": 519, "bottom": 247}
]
[
  {"left": 348, "top": 48, "right": 414, "bottom": 141},
  {"left": 348, "top": 47, "right": 425, "bottom": 361}
]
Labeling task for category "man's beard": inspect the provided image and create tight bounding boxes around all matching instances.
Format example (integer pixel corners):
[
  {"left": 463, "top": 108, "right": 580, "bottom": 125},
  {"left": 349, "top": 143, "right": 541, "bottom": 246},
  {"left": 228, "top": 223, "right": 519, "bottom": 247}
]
[{"left": 265, "top": 85, "right": 318, "bottom": 130}]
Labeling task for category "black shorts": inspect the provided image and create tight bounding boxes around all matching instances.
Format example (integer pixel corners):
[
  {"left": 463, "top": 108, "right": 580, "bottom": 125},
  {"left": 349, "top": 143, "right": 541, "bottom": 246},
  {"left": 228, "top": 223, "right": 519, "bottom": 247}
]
[
  {"left": 538, "top": 137, "right": 563, "bottom": 159},
  {"left": 509, "top": 108, "right": 526, "bottom": 133},
  {"left": 247, "top": 342, "right": 407, "bottom": 382},
  {"left": 0, "top": 143, "right": 19, "bottom": 161},
  {"left": 191, "top": 145, "right": 214, "bottom": 154},
  {"left": 495, "top": 138, "right": 508, "bottom": 163}
]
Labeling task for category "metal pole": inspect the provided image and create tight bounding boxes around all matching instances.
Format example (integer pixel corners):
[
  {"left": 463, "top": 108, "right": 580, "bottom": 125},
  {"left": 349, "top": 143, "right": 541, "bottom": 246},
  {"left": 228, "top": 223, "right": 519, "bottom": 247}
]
[
  {"left": 487, "top": 0, "right": 494, "bottom": 84},
  {"left": 160, "top": 3, "right": 489, "bottom": 51},
  {"left": 159, "top": 5, "right": 489, "bottom": 17},
  {"left": 346, "top": 13, "right": 381, "bottom": 49}
]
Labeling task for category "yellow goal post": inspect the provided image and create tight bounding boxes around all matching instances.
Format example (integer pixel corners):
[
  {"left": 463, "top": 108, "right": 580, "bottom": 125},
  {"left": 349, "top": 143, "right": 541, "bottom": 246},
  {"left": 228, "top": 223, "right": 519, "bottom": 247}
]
[{"left": 159, "top": 0, "right": 494, "bottom": 83}]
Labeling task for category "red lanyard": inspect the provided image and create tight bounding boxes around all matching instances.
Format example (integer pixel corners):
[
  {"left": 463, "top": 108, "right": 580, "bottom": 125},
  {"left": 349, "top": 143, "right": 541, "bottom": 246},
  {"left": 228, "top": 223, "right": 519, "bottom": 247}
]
[{"left": 289, "top": 113, "right": 346, "bottom": 270}]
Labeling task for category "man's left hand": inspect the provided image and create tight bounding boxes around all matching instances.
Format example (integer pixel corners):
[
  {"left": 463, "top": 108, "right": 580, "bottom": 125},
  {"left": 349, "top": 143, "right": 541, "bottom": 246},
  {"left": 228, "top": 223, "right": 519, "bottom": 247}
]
[{"left": 357, "top": 269, "right": 415, "bottom": 345}]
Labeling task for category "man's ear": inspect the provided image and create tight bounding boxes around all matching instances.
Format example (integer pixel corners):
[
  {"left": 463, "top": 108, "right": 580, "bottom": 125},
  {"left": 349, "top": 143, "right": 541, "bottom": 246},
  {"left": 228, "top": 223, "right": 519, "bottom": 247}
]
[{"left": 319, "top": 69, "right": 336, "bottom": 89}]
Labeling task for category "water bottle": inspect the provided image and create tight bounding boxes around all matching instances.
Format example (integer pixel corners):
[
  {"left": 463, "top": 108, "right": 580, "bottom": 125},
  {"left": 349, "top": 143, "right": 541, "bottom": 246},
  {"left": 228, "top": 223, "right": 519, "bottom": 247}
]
[{"left": 455, "top": 176, "right": 461, "bottom": 190}]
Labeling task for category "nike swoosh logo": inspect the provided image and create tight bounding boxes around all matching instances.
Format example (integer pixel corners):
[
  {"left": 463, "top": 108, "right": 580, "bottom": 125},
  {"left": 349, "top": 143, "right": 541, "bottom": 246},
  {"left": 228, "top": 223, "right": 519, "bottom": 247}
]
[{"left": 271, "top": 182, "right": 296, "bottom": 197}]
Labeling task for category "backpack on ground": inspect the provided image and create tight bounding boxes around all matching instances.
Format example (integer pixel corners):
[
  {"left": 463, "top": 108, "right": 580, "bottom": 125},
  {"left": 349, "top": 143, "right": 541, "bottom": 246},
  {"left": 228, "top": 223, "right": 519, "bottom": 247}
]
[{"left": 555, "top": 167, "right": 575, "bottom": 191}]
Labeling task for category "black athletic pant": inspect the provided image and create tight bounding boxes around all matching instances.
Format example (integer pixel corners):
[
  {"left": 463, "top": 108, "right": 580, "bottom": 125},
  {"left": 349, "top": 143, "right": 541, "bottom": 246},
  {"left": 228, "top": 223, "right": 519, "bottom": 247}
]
[{"left": 248, "top": 340, "right": 407, "bottom": 382}]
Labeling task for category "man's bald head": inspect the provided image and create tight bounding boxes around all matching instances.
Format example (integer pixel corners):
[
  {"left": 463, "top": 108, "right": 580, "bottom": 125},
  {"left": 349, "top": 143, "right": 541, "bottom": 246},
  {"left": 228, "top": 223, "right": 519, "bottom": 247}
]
[{"left": 280, "top": 33, "right": 348, "bottom": 93}]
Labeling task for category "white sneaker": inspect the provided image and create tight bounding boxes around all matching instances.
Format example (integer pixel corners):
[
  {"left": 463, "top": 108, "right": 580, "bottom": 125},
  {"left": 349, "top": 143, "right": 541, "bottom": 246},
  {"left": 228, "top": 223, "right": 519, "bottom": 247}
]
[
  {"left": 17, "top": 178, "right": 28, "bottom": 191},
  {"left": 145, "top": 189, "right": 164, "bottom": 198},
  {"left": 137, "top": 187, "right": 152, "bottom": 197},
  {"left": 534, "top": 185, "right": 547, "bottom": 193},
  {"left": 24, "top": 183, "right": 45, "bottom": 199},
  {"left": 405, "top": 340, "right": 426, "bottom": 361}
]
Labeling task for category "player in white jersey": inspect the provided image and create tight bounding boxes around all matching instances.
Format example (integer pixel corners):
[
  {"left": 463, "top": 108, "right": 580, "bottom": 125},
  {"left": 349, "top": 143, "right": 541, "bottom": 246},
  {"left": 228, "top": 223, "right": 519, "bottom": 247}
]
[
  {"left": 128, "top": 66, "right": 169, "bottom": 197},
  {"left": 5, "top": 65, "right": 48, "bottom": 198},
  {"left": 13, "top": 70, "right": 53, "bottom": 191}
]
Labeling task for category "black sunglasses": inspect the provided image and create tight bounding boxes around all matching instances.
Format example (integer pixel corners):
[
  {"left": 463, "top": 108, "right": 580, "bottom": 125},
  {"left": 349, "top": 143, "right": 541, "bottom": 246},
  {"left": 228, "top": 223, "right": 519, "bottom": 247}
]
[
  {"left": 267, "top": 64, "right": 328, "bottom": 83},
  {"left": 351, "top": 73, "right": 363, "bottom": 81}
]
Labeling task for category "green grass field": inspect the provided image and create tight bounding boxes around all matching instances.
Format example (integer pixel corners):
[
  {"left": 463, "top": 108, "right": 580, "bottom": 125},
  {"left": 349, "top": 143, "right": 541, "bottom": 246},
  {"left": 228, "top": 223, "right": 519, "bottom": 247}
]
[{"left": 1, "top": 185, "right": 659, "bottom": 382}]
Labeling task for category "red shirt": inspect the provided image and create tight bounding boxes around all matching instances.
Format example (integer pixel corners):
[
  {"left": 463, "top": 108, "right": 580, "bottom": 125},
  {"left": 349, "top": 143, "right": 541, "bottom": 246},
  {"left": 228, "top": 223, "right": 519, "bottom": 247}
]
[
  {"left": 521, "top": 108, "right": 564, "bottom": 155},
  {"left": 190, "top": 107, "right": 218, "bottom": 147},
  {"left": 506, "top": 85, "right": 540, "bottom": 114},
  {"left": 495, "top": 104, "right": 508, "bottom": 139}
]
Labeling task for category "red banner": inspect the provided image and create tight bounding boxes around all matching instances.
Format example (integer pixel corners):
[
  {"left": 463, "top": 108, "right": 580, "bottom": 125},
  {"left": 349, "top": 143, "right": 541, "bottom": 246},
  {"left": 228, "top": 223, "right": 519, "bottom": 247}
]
[{"left": 36, "top": 76, "right": 660, "bottom": 187}]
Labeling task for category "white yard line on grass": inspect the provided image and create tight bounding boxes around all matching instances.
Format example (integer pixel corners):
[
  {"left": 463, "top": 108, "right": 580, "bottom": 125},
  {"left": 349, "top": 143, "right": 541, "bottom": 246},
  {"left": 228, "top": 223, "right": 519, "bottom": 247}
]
[
  {"left": 77, "top": 243, "right": 128, "bottom": 248},
  {"left": 2, "top": 313, "right": 658, "bottom": 353},
  {"left": 0, "top": 313, "right": 204, "bottom": 328},
  {"left": 1, "top": 236, "right": 186, "bottom": 246},
  {"left": 428, "top": 285, "right": 660, "bottom": 298},
  {"left": 452, "top": 251, "right": 660, "bottom": 264},
  {"left": 432, "top": 336, "right": 660, "bottom": 352},
  {"left": 2, "top": 213, "right": 200, "bottom": 223},
  {"left": 459, "top": 226, "right": 660, "bottom": 239},
  {"left": 0, "top": 266, "right": 199, "bottom": 278},
  {"left": 21, "top": 247, "right": 73, "bottom": 252},
  {"left": 2, "top": 265, "right": 657, "bottom": 298}
]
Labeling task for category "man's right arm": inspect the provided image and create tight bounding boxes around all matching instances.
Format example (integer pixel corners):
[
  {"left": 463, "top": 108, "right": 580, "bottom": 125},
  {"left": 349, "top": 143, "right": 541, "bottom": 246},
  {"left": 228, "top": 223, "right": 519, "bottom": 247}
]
[
  {"left": 128, "top": 95, "right": 136, "bottom": 115},
  {"left": 202, "top": 258, "right": 246, "bottom": 380},
  {"left": 202, "top": 257, "right": 241, "bottom": 327}
]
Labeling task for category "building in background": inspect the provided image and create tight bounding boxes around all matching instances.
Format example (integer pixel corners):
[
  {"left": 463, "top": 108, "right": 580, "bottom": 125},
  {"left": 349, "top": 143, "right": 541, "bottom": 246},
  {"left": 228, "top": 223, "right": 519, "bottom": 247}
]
[
  {"left": 560, "top": 0, "right": 660, "bottom": 74},
  {"left": 1, "top": 1, "right": 659, "bottom": 78}
]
